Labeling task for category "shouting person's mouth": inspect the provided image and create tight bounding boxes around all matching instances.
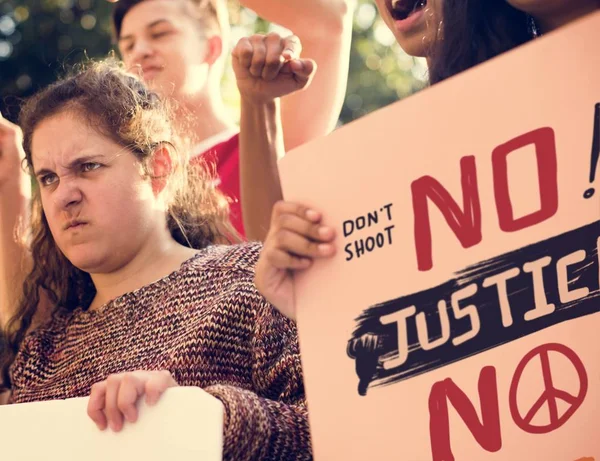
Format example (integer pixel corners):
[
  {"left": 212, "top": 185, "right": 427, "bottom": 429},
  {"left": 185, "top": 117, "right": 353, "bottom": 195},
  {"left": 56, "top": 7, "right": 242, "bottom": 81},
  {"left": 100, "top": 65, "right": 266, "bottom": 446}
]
[{"left": 390, "top": 0, "right": 428, "bottom": 33}]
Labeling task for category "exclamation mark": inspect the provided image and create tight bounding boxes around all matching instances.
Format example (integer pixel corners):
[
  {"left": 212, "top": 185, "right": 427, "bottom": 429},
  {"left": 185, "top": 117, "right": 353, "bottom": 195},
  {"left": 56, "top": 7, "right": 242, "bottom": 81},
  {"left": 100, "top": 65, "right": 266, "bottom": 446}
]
[{"left": 583, "top": 103, "right": 600, "bottom": 199}]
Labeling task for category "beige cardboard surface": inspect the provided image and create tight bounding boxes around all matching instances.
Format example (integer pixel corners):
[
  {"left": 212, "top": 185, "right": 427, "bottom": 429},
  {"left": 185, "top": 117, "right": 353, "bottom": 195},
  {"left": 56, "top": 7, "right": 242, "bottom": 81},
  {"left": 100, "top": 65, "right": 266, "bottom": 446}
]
[{"left": 0, "top": 387, "right": 223, "bottom": 460}]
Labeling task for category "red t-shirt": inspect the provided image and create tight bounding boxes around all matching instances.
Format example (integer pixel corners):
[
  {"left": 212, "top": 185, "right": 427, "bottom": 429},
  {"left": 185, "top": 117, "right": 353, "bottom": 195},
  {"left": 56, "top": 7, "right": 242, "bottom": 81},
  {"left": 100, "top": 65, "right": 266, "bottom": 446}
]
[{"left": 192, "top": 131, "right": 245, "bottom": 237}]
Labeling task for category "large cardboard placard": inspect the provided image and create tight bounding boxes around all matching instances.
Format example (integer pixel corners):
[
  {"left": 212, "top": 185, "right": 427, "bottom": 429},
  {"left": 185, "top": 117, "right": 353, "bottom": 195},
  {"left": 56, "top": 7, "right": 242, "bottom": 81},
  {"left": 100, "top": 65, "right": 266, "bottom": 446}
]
[
  {"left": 280, "top": 12, "right": 600, "bottom": 461},
  {"left": 0, "top": 387, "right": 223, "bottom": 460}
]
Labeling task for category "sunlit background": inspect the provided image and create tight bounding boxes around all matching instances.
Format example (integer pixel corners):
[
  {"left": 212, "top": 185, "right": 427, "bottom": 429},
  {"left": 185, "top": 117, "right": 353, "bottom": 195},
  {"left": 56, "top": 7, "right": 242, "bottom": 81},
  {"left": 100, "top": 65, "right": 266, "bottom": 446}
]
[{"left": 0, "top": 0, "right": 428, "bottom": 125}]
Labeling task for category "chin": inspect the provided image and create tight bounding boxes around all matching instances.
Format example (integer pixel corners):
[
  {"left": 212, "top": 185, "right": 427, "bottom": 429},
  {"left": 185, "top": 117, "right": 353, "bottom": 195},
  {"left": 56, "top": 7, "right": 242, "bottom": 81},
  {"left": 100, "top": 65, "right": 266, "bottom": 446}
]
[
  {"left": 144, "top": 78, "right": 163, "bottom": 94},
  {"left": 506, "top": 0, "right": 546, "bottom": 11},
  {"left": 397, "top": 37, "right": 430, "bottom": 59},
  {"left": 64, "top": 249, "right": 108, "bottom": 274}
]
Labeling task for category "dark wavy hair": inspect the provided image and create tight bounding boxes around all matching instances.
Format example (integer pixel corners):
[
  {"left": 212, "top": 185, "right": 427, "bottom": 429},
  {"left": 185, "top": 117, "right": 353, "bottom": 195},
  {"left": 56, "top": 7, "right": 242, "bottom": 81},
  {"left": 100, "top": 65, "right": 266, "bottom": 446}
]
[
  {"left": 428, "top": 0, "right": 533, "bottom": 84},
  {"left": 0, "top": 59, "right": 238, "bottom": 390}
]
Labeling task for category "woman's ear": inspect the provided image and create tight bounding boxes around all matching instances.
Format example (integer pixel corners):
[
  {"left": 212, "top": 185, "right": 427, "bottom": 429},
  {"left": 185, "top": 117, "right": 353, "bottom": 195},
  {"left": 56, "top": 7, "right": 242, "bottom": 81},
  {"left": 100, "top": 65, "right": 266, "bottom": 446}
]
[
  {"left": 149, "top": 144, "right": 173, "bottom": 195},
  {"left": 204, "top": 35, "right": 223, "bottom": 66}
]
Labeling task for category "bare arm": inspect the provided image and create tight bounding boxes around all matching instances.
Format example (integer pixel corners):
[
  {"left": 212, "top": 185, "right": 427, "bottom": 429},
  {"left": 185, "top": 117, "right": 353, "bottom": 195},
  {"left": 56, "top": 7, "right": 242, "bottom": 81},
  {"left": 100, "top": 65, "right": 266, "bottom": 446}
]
[
  {"left": 0, "top": 115, "right": 31, "bottom": 331},
  {"left": 239, "top": 0, "right": 354, "bottom": 150},
  {"left": 0, "top": 177, "right": 30, "bottom": 331},
  {"left": 279, "top": 3, "right": 353, "bottom": 150},
  {"left": 238, "top": 99, "right": 284, "bottom": 241},
  {"left": 232, "top": 1, "right": 353, "bottom": 241},
  {"left": 232, "top": 36, "right": 316, "bottom": 241}
]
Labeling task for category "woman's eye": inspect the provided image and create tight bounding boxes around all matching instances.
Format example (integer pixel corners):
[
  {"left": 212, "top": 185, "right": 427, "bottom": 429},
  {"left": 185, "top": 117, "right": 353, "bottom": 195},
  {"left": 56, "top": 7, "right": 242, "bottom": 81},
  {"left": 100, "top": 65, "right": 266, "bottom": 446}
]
[
  {"left": 40, "top": 174, "right": 58, "bottom": 187},
  {"left": 81, "top": 162, "right": 101, "bottom": 173}
]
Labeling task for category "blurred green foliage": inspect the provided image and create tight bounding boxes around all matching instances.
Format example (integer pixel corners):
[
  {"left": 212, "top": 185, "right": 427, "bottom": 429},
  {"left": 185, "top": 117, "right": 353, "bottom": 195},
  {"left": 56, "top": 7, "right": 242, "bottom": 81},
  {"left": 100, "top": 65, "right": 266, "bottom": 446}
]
[{"left": 0, "top": 0, "right": 426, "bottom": 125}]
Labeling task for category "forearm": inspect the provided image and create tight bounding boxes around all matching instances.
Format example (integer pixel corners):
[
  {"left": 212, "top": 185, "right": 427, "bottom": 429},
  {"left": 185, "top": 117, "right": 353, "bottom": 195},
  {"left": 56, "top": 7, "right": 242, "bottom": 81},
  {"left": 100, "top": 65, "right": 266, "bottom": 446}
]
[
  {"left": 280, "top": 1, "right": 354, "bottom": 150},
  {"left": 0, "top": 178, "right": 31, "bottom": 331},
  {"left": 205, "top": 384, "right": 311, "bottom": 461},
  {"left": 239, "top": 98, "right": 284, "bottom": 242},
  {"left": 240, "top": 0, "right": 352, "bottom": 38}
]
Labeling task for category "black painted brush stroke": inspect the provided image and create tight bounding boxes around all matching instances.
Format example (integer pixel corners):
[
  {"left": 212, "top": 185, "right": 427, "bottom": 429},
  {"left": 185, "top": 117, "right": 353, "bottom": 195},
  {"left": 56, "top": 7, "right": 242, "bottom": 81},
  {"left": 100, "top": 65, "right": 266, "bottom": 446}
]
[{"left": 347, "top": 220, "right": 600, "bottom": 396}]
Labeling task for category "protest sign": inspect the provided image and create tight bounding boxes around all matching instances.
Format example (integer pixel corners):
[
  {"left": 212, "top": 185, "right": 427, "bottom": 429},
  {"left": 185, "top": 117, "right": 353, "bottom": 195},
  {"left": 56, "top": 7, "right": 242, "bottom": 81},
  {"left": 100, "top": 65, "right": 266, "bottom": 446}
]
[
  {"left": 0, "top": 387, "right": 223, "bottom": 460},
  {"left": 280, "top": 12, "right": 600, "bottom": 461}
]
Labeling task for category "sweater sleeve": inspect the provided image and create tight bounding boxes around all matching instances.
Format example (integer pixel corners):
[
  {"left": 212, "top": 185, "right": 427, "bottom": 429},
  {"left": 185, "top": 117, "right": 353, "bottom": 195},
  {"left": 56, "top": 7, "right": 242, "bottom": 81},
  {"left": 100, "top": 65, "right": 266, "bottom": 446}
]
[{"left": 204, "top": 297, "right": 312, "bottom": 461}]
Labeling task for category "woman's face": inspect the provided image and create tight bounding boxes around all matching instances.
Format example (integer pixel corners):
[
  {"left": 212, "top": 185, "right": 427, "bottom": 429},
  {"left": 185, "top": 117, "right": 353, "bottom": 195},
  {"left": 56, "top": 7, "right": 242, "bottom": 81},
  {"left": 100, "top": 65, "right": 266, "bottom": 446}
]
[
  {"left": 375, "top": 0, "right": 443, "bottom": 57},
  {"left": 31, "top": 111, "right": 164, "bottom": 274}
]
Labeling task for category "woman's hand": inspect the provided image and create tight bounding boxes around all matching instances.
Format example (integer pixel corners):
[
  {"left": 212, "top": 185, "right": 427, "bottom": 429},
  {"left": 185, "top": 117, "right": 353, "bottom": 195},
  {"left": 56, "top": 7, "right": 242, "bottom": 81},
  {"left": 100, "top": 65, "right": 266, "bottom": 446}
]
[
  {"left": 255, "top": 201, "right": 336, "bottom": 320},
  {"left": 87, "top": 370, "right": 178, "bottom": 431},
  {"left": 232, "top": 33, "right": 316, "bottom": 104}
]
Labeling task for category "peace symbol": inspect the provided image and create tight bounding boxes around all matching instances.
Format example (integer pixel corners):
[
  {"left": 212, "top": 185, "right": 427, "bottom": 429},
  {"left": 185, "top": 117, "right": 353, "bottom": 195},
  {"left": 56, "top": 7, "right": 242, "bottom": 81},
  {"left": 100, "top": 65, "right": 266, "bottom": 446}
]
[{"left": 509, "top": 343, "right": 587, "bottom": 434}]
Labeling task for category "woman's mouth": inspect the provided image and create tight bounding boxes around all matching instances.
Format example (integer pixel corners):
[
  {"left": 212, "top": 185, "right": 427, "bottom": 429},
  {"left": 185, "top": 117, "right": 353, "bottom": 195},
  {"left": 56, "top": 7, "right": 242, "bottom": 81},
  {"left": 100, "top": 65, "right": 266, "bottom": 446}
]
[
  {"left": 64, "top": 219, "right": 88, "bottom": 231},
  {"left": 390, "top": 0, "right": 428, "bottom": 21}
]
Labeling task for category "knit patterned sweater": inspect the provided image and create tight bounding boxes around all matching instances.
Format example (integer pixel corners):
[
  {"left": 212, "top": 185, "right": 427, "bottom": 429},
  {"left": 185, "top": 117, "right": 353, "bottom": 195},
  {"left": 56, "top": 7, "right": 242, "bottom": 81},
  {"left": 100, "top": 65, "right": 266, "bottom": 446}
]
[{"left": 8, "top": 243, "right": 311, "bottom": 461}]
